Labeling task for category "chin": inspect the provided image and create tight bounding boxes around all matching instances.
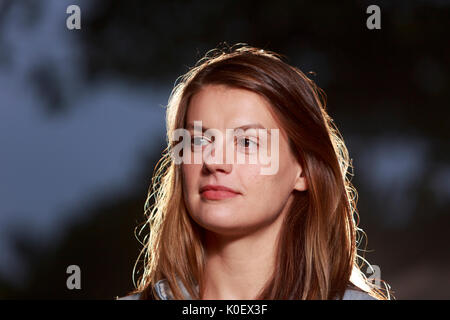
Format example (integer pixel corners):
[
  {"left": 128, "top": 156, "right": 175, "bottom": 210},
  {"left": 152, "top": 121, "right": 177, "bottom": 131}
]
[
  {"left": 190, "top": 210, "right": 241, "bottom": 232},
  {"left": 197, "top": 208, "right": 236, "bottom": 224},
  {"left": 197, "top": 215, "right": 262, "bottom": 237}
]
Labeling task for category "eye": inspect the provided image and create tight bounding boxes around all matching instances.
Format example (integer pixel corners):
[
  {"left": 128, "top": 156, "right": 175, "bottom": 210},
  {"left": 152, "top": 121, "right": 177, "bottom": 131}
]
[
  {"left": 236, "top": 136, "right": 258, "bottom": 150},
  {"left": 191, "top": 136, "right": 210, "bottom": 147}
]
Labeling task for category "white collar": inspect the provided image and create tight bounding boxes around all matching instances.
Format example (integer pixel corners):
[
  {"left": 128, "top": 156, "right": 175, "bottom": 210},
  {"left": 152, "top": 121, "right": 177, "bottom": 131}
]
[{"left": 154, "top": 278, "right": 198, "bottom": 300}]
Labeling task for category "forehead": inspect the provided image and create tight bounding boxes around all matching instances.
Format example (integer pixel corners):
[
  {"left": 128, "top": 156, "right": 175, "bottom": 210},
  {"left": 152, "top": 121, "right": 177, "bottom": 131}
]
[{"left": 186, "top": 84, "right": 279, "bottom": 130}]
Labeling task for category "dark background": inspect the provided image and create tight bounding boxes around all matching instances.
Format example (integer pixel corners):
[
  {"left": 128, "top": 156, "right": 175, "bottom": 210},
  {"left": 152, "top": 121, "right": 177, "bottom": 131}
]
[{"left": 0, "top": 0, "right": 449, "bottom": 299}]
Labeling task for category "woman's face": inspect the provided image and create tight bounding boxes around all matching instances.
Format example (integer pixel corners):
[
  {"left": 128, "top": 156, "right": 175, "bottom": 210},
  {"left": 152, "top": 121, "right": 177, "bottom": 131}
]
[{"left": 182, "top": 84, "right": 307, "bottom": 236}]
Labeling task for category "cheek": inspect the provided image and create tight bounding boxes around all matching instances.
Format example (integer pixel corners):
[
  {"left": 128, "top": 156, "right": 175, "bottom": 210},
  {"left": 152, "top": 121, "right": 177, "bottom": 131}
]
[
  {"left": 182, "top": 164, "right": 202, "bottom": 195},
  {"left": 241, "top": 164, "right": 279, "bottom": 199},
  {"left": 244, "top": 162, "right": 294, "bottom": 208},
  {"left": 247, "top": 174, "right": 279, "bottom": 198}
]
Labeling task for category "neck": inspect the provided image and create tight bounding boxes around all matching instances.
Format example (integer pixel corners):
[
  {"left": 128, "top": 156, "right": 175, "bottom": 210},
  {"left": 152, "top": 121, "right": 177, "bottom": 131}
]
[{"left": 200, "top": 213, "right": 285, "bottom": 300}]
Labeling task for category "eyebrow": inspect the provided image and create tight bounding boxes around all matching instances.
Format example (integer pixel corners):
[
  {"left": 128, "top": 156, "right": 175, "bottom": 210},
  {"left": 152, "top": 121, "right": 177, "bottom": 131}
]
[{"left": 186, "top": 123, "right": 271, "bottom": 134}]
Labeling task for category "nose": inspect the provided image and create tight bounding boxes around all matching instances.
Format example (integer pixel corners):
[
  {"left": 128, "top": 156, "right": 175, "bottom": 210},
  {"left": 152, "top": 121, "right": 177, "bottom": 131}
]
[
  {"left": 202, "top": 137, "right": 233, "bottom": 174},
  {"left": 204, "top": 161, "right": 232, "bottom": 174}
]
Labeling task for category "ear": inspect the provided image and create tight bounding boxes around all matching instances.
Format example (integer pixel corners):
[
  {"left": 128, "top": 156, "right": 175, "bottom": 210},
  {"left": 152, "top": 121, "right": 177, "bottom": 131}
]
[{"left": 294, "top": 164, "right": 308, "bottom": 191}]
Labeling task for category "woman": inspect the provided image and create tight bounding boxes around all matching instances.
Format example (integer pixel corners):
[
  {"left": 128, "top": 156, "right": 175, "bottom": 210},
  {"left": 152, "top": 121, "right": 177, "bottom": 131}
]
[{"left": 120, "top": 44, "right": 391, "bottom": 300}]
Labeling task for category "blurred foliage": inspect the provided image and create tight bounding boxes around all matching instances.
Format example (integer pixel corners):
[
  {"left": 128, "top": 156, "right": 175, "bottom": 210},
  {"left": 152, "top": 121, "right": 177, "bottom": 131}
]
[
  {"left": 79, "top": 0, "right": 450, "bottom": 140},
  {"left": 0, "top": 147, "right": 163, "bottom": 299}
]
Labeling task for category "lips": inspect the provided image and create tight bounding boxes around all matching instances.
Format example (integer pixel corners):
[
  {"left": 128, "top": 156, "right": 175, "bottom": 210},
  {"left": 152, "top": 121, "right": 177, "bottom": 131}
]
[{"left": 199, "top": 184, "right": 241, "bottom": 200}]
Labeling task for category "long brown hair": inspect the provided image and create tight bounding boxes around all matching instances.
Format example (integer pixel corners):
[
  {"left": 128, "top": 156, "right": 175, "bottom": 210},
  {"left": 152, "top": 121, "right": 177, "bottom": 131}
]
[{"left": 132, "top": 43, "right": 391, "bottom": 300}]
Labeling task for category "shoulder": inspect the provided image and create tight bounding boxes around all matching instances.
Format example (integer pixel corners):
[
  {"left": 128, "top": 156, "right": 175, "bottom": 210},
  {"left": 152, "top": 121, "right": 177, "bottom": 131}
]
[
  {"left": 340, "top": 288, "right": 378, "bottom": 300},
  {"left": 116, "top": 293, "right": 141, "bottom": 300}
]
